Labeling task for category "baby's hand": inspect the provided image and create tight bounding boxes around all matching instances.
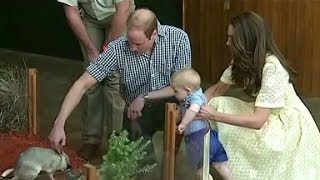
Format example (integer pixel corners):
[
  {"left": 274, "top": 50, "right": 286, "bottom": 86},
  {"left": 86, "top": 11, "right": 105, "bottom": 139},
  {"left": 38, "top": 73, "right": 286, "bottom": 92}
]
[{"left": 177, "top": 123, "right": 186, "bottom": 134}]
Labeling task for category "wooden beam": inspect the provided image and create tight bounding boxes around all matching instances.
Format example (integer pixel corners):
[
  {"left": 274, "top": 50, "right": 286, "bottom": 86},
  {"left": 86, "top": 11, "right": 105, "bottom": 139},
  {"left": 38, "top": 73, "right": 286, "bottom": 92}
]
[
  {"left": 163, "top": 103, "right": 178, "bottom": 180},
  {"left": 202, "top": 129, "right": 211, "bottom": 180},
  {"left": 27, "top": 68, "right": 38, "bottom": 135},
  {"left": 83, "top": 163, "right": 99, "bottom": 180}
]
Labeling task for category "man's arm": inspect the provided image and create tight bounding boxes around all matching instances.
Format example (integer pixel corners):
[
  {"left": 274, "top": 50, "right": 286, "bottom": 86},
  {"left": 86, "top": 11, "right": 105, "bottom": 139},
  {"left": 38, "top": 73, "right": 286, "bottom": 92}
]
[
  {"left": 49, "top": 71, "right": 97, "bottom": 152},
  {"left": 142, "top": 31, "right": 193, "bottom": 100},
  {"left": 63, "top": 5, "right": 99, "bottom": 60},
  {"left": 146, "top": 86, "right": 175, "bottom": 100},
  {"left": 54, "top": 72, "right": 98, "bottom": 128},
  {"left": 144, "top": 30, "right": 192, "bottom": 100},
  {"left": 103, "top": 0, "right": 131, "bottom": 48},
  {"left": 127, "top": 86, "right": 175, "bottom": 120}
]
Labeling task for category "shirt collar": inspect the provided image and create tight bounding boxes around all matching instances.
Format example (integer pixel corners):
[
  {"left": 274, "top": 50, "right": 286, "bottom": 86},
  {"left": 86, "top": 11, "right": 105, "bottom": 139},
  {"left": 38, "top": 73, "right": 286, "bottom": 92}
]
[
  {"left": 154, "top": 21, "right": 165, "bottom": 45},
  {"left": 157, "top": 21, "right": 165, "bottom": 37}
]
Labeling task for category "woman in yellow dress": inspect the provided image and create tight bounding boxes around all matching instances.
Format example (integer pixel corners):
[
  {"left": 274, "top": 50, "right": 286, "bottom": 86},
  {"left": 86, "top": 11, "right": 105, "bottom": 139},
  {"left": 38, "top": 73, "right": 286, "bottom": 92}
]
[{"left": 199, "top": 11, "right": 320, "bottom": 179}]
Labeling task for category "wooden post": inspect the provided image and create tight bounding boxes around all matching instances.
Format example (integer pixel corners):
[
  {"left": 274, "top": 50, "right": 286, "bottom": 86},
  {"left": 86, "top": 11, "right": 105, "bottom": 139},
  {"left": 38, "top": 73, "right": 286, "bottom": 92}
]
[
  {"left": 202, "top": 129, "right": 211, "bottom": 180},
  {"left": 27, "top": 68, "right": 39, "bottom": 135},
  {"left": 83, "top": 163, "right": 99, "bottom": 180},
  {"left": 163, "top": 103, "right": 177, "bottom": 180}
]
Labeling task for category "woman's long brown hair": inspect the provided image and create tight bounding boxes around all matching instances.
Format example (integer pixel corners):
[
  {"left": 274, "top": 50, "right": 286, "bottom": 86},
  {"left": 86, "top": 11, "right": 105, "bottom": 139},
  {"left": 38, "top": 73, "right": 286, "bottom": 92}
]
[{"left": 229, "top": 11, "right": 297, "bottom": 96}]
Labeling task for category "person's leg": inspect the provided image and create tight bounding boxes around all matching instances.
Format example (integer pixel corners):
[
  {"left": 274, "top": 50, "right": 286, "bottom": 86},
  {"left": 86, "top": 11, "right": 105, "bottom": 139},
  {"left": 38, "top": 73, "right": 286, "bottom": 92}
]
[
  {"left": 103, "top": 73, "right": 125, "bottom": 134},
  {"left": 184, "top": 128, "right": 207, "bottom": 179},
  {"left": 122, "top": 102, "right": 165, "bottom": 166},
  {"left": 78, "top": 14, "right": 105, "bottom": 160},
  {"left": 195, "top": 168, "right": 203, "bottom": 180},
  {"left": 210, "top": 130, "right": 231, "bottom": 180},
  {"left": 102, "top": 15, "right": 125, "bottom": 135},
  {"left": 211, "top": 162, "right": 232, "bottom": 180}
]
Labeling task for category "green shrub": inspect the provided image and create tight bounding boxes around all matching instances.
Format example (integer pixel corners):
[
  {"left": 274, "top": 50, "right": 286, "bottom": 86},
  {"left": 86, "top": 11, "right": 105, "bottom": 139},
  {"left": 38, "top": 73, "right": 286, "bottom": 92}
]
[
  {"left": 0, "top": 62, "right": 28, "bottom": 132},
  {"left": 100, "top": 130, "right": 156, "bottom": 180}
]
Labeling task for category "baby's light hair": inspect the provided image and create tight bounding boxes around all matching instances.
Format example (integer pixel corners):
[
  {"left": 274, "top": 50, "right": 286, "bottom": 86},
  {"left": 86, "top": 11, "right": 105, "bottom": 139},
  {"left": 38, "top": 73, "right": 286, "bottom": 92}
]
[{"left": 171, "top": 67, "right": 201, "bottom": 90}]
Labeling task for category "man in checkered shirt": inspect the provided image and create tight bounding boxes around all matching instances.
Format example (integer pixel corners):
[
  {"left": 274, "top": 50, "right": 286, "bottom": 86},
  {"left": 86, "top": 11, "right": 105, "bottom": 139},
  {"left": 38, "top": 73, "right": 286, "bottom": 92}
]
[{"left": 49, "top": 8, "right": 191, "bottom": 166}]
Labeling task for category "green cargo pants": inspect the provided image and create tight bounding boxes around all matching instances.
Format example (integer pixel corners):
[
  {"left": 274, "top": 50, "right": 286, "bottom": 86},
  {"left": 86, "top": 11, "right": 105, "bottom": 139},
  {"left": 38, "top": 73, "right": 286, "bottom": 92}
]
[{"left": 80, "top": 13, "right": 125, "bottom": 145}]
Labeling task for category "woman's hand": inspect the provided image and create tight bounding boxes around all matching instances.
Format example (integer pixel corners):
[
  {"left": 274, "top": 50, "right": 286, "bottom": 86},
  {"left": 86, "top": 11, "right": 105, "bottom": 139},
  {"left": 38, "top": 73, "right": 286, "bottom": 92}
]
[{"left": 199, "top": 105, "right": 219, "bottom": 120}]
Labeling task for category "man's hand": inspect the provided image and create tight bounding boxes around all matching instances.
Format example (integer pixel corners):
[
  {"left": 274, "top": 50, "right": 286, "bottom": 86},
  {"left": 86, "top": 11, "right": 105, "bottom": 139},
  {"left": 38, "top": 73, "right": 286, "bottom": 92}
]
[
  {"left": 127, "top": 95, "right": 145, "bottom": 120},
  {"left": 177, "top": 123, "right": 186, "bottom": 134},
  {"left": 48, "top": 123, "right": 66, "bottom": 154},
  {"left": 87, "top": 48, "right": 100, "bottom": 61},
  {"left": 102, "top": 41, "right": 109, "bottom": 52}
]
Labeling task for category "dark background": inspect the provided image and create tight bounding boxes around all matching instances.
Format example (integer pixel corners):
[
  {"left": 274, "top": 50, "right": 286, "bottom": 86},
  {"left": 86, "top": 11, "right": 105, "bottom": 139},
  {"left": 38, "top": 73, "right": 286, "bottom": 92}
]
[{"left": 0, "top": 0, "right": 182, "bottom": 60}]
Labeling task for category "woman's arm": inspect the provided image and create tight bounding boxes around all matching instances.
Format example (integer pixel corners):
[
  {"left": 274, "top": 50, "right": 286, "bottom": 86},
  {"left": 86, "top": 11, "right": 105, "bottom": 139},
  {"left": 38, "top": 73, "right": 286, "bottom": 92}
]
[
  {"left": 204, "top": 80, "right": 231, "bottom": 99},
  {"left": 199, "top": 105, "right": 271, "bottom": 130}
]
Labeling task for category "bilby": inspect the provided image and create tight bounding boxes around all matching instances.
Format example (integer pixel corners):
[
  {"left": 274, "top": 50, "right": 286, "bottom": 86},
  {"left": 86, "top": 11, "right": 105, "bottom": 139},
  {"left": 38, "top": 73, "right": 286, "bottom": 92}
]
[{"left": 1, "top": 147, "right": 71, "bottom": 180}]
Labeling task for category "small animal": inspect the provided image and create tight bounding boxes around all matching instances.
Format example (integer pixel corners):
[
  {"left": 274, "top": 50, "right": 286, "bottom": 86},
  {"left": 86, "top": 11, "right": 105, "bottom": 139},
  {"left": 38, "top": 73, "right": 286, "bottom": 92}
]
[{"left": 1, "top": 147, "right": 71, "bottom": 180}]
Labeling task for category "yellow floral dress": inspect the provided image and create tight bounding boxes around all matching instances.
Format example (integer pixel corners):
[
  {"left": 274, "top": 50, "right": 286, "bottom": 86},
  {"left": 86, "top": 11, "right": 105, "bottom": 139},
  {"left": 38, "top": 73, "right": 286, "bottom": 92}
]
[{"left": 209, "top": 54, "right": 320, "bottom": 179}]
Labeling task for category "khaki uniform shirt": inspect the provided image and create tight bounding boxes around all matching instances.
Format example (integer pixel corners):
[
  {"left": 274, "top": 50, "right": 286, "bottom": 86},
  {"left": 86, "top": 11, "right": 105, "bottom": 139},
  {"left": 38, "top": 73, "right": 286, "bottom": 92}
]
[{"left": 57, "top": 0, "right": 135, "bottom": 21}]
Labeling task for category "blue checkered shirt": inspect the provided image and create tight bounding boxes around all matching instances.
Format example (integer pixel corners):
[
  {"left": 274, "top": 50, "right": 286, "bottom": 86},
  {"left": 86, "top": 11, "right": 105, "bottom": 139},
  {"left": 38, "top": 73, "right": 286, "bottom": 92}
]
[{"left": 86, "top": 22, "right": 192, "bottom": 105}]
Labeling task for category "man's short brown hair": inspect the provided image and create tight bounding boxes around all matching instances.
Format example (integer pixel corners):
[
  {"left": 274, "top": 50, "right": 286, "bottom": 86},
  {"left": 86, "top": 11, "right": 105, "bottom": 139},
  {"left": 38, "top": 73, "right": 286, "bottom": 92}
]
[{"left": 126, "top": 8, "right": 158, "bottom": 39}]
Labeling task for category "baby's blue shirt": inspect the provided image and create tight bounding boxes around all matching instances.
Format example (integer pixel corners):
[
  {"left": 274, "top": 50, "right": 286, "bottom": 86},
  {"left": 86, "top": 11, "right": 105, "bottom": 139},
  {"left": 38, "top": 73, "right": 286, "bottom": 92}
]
[{"left": 180, "top": 88, "right": 208, "bottom": 135}]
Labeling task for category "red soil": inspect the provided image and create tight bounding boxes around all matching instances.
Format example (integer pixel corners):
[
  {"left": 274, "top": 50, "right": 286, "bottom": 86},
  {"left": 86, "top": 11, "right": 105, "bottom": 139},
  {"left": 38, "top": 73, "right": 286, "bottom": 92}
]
[{"left": 0, "top": 131, "right": 86, "bottom": 172}]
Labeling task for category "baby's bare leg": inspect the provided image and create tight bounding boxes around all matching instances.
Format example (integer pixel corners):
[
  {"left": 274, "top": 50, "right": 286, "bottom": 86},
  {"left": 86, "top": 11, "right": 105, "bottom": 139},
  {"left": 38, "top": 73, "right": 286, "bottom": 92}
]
[
  {"left": 211, "top": 161, "right": 232, "bottom": 180},
  {"left": 48, "top": 173, "right": 55, "bottom": 180},
  {"left": 194, "top": 168, "right": 203, "bottom": 180},
  {"left": 195, "top": 168, "right": 215, "bottom": 180}
]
